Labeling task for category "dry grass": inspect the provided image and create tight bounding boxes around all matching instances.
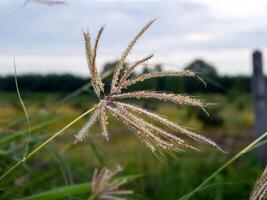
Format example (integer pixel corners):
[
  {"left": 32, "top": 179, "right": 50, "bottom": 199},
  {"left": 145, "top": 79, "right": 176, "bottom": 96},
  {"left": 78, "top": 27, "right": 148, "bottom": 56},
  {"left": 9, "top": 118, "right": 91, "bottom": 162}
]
[
  {"left": 250, "top": 166, "right": 267, "bottom": 200},
  {"left": 89, "top": 165, "right": 133, "bottom": 200},
  {"left": 75, "top": 20, "right": 223, "bottom": 160}
]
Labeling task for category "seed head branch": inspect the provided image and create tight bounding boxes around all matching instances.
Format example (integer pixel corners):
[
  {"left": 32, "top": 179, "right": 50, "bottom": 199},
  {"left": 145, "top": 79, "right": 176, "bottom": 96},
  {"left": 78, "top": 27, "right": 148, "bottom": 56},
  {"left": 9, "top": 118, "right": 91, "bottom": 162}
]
[
  {"left": 115, "top": 54, "right": 154, "bottom": 93},
  {"left": 99, "top": 101, "right": 109, "bottom": 141},
  {"left": 77, "top": 20, "right": 223, "bottom": 158},
  {"left": 109, "top": 91, "right": 206, "bottom": 109},
  {"left": 115, "top": 102, "right": 223, "bottom": 152},
  {"left": 120, "top": 70, "right": 205, "bottom": 91},
  {"left": 75, "top": 106, "right": 100, "bottom": 143},
  {"left": 110, "top": 19, "right": 156, "bottom": 94},
  {"left": 93, "top": 27, "right": 105, "bottom": 92},
  {"left": 250, "top": 167, "right": 267, "bottom": 200},
  {"left": 90, "top": 165, "right": 133, "bottom": 200},
  {"left": 84, "top": 30, "right": 104, "bottom": 98}
]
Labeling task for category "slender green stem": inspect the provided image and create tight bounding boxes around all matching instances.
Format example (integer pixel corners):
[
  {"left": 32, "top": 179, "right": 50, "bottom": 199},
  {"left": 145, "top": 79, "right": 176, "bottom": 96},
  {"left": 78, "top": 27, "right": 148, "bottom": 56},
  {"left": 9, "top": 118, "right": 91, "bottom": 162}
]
[
  {"left": 179, "top": 132, "right": 267, "bottom": 200},
  {"left": 2, "top": 69, "right": 114, "bottom": 132},
  {"left": 52, "top": 68, "right": 113, "bottom": 108},
  {"left": 0, "top": 106, "right": 95, "bottom": 182},
  {"left": 14, "top": 58, "right": 32, "bottom": 159},
  {"left": 88, "top": 194, "right": 96, "bottom": 200},
  {"left": 246, "top": 139, "right": 267, "bottom": 152},
  {"left": 0, "top": 0, "right": 29, "bottom": 30}
]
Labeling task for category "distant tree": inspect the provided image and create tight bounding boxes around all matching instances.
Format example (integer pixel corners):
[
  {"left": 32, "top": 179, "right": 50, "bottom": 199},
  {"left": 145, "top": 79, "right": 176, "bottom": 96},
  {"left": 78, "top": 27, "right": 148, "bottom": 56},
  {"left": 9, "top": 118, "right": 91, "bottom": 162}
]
[
  {"left": 141, "top": 65, "right": 152, "bottom": 74},
  {"left": 183, "top": 59, "right": 218, "bottom": 93},
  {"left": 101, "top": 61, "right": 130, "bottom": 93},
  {"left": 185, "top": 59, "right": 218, "bottom": 78},
  {"left": 102, "top": 61, "right": 118, "bottom": 74},
  {"left": 154, "top": 64, "right": 166, "bottom": 91},
  {"left": 155, "top": 64, "right": 162, "bottom": 72},
  {"left": 102, "top": 61, "right": 118, "bottom": 93},
  {"left": 0, "top": 59, "right": 251, "bottom": 95}
]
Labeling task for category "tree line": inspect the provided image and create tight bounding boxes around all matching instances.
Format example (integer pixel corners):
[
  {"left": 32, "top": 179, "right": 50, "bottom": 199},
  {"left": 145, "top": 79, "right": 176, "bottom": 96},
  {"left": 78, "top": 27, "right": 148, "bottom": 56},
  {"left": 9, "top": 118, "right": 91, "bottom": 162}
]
[{"left": 0, "top": 59, "right": 252, "bottom": 94}]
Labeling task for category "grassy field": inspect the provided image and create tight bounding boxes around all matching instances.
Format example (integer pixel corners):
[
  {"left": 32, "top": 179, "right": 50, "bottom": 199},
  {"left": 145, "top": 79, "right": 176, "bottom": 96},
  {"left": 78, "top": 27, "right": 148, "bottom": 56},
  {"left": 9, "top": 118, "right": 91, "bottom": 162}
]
[{"left": 0, "top": 92, "right": 264, "bottom": 199}]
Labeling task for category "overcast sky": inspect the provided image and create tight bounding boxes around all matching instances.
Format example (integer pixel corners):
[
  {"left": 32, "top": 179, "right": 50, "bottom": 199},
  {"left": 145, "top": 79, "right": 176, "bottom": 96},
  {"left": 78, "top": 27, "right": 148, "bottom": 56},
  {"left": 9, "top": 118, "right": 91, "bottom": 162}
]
[{"left": 0, "top": 0, "right": 267, "bottom": 76}]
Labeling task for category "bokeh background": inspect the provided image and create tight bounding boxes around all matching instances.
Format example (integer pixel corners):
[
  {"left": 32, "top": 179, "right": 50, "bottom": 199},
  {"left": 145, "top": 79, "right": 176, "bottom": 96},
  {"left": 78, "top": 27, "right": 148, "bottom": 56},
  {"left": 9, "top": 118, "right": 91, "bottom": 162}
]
[{"left": 0, "top": 0, "right": 267, "bottom": 199}]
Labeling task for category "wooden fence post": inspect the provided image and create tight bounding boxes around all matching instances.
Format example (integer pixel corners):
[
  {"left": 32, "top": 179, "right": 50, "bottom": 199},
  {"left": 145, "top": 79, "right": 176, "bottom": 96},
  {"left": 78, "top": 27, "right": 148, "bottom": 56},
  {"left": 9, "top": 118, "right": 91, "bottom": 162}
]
[{"left": 252, "top": 50, "right": 267, "bottom": 165}]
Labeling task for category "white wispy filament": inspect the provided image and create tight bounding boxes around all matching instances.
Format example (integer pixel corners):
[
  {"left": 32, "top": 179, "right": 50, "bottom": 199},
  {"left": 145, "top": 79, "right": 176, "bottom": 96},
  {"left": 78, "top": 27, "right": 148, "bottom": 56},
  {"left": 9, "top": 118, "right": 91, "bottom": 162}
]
[{"left": 75, "top": 20, "right": 223, "bottom": 159}]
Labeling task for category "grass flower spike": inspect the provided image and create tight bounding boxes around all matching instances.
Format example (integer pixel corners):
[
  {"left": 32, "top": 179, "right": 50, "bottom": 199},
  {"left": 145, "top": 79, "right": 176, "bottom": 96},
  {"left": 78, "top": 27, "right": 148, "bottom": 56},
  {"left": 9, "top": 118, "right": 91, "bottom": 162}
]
[
  {"left": 89, "top": 165, "right": 133, "bottom": 200},
  {"left": 75, "top": 20, "right": 223, "bottom": 159},
  {"left": 250, "top": 166, "right": 267, "bottom": 200}
]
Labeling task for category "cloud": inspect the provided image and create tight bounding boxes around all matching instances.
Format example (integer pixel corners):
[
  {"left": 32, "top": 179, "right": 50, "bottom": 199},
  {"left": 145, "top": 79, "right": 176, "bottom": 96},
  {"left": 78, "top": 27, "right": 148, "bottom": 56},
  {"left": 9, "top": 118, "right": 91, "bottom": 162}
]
[
  {"left": 182, "top": 32, "right": 221, "bottom": 43},
  {"left": 0, "top": 0, "right": 14, "bottom": 6},
  {"left": 188, "top": 0, "right": 267, "bottom": 17},
  {"left": 0, "top": 0, "right": 267, "bottom": 75}
]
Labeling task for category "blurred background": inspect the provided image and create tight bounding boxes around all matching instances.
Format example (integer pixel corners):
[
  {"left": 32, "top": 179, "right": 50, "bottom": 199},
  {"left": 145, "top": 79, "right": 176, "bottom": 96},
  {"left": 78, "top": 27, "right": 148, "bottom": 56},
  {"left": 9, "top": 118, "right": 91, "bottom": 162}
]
[{"left": 0, "top": 0, "right": 267, "bottom": 199}]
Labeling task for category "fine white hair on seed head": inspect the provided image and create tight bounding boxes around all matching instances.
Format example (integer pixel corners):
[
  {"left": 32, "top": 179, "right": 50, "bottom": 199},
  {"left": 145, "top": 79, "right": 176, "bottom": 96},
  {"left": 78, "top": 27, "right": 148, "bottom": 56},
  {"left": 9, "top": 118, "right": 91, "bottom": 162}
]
[{"left": 76, "top": 19, "right": 223, "bottom": 159}]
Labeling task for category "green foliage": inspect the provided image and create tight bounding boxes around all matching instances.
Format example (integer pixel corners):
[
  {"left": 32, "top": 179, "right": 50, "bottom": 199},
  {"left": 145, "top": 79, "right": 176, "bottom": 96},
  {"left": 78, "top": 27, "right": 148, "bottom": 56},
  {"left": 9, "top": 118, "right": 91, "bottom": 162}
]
[
  {"left": 0, "top": 74, "right": 88, "bottom": 92},
  {"left": 0, "top": 65, "right": 254, "bottom": 94},
  {"left": 196, "top": 107, "right": 224, "bottom": 128},
  {"left": 185, "top": 59, "right": 218, "bottom": 77},
  {"left": 18, "top": 175, "right": 140, "bottom": 200},
  {"left": 18, "top": 182, "right": 92, "bottom": 200},
  {"left": 0, "top": 92, "right": 264, "bottom": 199}
]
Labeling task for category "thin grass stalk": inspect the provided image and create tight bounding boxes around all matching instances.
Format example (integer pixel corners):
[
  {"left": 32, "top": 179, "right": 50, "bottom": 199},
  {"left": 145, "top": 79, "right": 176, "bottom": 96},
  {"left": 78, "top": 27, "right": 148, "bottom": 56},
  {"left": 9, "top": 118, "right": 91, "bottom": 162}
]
[
  {"left": 110, "top": 91, "right": 206, "bottom": 109},
  {"left": 49, "top": 68, "right": 113, "bottom": 108},
  {"left": 248, "top": 139, "right": 267, "bottom": 152},
  {"left": 92, "top": 27, "right": 104, "bottom": 67},
  {"left": 116, "top": 54, "right": 154, "bottom": 92},
  {"left": 115, "top": 102, "right": 221, "bottom": 151},
  {"left": 179, "top": 132, "right": 267, "bottom": 200},
  {"left": 110, "top": 19, "right": 156, "bottom": 94},
  {"left": 0, "top": 187, "right": 23, "bottom": 198},
  {"left": 88, "top": 140, "right": 105, "bottom": 166},
  {"left": 87, "top": 194, "right": 96, "bottom": 200},
  {"left": 0, "top": 0, "right": 65, "bottom": 31},
  {"left": 14, "top": 58, "right": 32, "bottom": 160},
  {"left": 0, "top": 106, "right": 96, "bottom": 182},
  {"left": 3, "top": 68, "right": 114, "bottom": 132},
  {"left": 120, "top": 70, "right": 205, "bottom": 91},
  {"left": 84, "top": 32, "right": 99, "bottom": 97},
  {"left": 46, "top": 145, "right": 72, "bottom": 187},
  {"left": 0, "top": 0, "right": 29, "bottom": 30}
]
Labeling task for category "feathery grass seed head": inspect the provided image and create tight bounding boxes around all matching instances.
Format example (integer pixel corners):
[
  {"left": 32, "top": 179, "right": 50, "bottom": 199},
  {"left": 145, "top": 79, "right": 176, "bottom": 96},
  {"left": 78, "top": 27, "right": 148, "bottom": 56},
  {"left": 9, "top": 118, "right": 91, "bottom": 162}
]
[
  {"left": 110, "top": 19, "right": 156, "bottom": 94},
  {"left": 250, "top": 167, "right": 267, "bottom": 200},
  {"left": 77, "top": 20, "right": 223, "bottom": 158},
  {"left": 89, "top": 165, "right": 133, "bottom": 200}
]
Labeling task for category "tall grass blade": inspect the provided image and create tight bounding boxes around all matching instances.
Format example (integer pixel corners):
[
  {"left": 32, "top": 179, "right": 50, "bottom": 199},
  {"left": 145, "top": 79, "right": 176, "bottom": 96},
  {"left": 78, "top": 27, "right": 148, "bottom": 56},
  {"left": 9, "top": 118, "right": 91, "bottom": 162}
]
[
  {"left": 0, "top": 187, "right": 23, "bottom": 198},
  {"left": 18, "top": 175, "right": 140, "bottom": 200},
  {"left": 0, "top": 107, "right": 96, "bottom": 182},
  {"left": 179, "top": 132, "right": 267, "bottom": 200},
  {"left": 46, "top": 145, "right": 73, "bottom": 186},
  {"left": 0, "top": 1, "right": 29, "bottom": 30},
  {"left": 44, "top": 68, "right": 113, "bottom": 109},
  {"left": 88, "top": 140, "right": 105, "bottom": 166},
  {"left": 0, "top": 118, "right": 56, "bottom": 149},
  {"left": 13, "top": 58, "right": 32, "bottom": 160},
  {"left": 20, "top": 182, "right": 92, "bottom": 200}
]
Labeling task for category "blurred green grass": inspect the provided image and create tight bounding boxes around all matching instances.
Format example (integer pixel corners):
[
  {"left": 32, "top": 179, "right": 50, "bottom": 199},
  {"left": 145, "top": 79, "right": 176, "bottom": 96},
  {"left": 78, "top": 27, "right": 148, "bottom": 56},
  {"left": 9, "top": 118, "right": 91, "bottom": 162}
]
[{"left": 0, "top": 92, "right": 263, "bottom": 199}]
